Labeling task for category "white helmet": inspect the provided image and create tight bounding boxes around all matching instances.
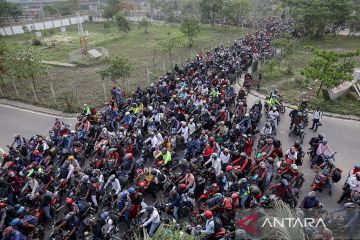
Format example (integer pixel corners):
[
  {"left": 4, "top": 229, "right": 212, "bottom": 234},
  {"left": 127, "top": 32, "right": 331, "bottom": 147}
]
[
  {"left": 102, "top": 127, "right": 107, "bottom": 133},
  {"left": 148, "top": 106, "right": 153, "bottom": 111},
  {"left": 291, "top": 164, "right": 298, "bottom": 170}
]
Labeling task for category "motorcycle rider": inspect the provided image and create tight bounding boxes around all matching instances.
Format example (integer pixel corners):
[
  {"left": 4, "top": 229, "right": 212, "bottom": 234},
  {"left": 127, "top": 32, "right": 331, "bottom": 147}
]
[
  {"left": 167, "top": 189, "right": 181, "bottom": 222},
  {"left": 308, "top": 134, "right": 324, "bottom": 160},
  {"left": 338, "top": 172, "right": 360, "bottom": 203},
  {"left": 139, "top": 206, "right": 161, "bottom": 238},
  {"left": 56, "top": 211, "right": 82, "bottom": 239},
  {"left": 301, "top": 191, "right": 321, "bottom": 210},
  {"left": 103, "top": 175, "right": 121, "bottom": 206},
  {"left": 289, "top": 106, "right": 299, "bottom": 130},
  {"left": 316, "top": 158, "right": 336, "bottom": 196},
  {"left": 201, "top": 210, "right": 223, "bottom": 240},
  {"left": 260, "top": 122, "right": 272, "bottom": 136},
  {"left": 117, "top": 189, "right": 132, "bottom": 228},
  {"left": 205, "top": 153, "right": 222, "bottom": 177},
  {"left": 179, "top": 169, "right": 196, "bottom": 195},
  {"left": 311, "top": 139, "right": 334, "bottom": 168},
  {"left": 285, "top": 147, "right": 298, "bottom": 163}
]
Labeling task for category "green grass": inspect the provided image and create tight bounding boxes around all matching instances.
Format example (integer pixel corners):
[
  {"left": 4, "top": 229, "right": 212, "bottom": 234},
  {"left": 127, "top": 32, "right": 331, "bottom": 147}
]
[
  {"left": 1, "top": 22, "right": 246, "bottom": 111},
  {"left": 258, "top": 35, "right": 360, "bottom": 116}
]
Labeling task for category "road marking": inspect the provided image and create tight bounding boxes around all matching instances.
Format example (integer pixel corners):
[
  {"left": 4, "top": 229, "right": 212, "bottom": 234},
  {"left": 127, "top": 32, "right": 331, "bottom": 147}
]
[{"left": 0, "top": 104, "right": 77, "bottom": 119}]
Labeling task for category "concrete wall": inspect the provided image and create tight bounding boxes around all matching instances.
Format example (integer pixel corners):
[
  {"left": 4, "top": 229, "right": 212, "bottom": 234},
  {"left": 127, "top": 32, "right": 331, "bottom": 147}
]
[
  {"left": 0, "top": 15, "right": 87, "bottom": 36},
  {"left": 324, "top": 69, "right": 360, "bottom": 100}
]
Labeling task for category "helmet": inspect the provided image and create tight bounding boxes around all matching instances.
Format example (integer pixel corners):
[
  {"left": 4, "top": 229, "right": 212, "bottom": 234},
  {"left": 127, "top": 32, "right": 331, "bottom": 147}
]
[
  {"left": 260, "top": 162, "right": 266, "bottom": 168},
  {"left": 297, "top": 112, "right": 302, "bottom": 116},
  {"left": 150, "top": 169, "right": 157, "bottom": 175},
  {"left": 240, "top": 152, "right": 247, "bottom": 157},
  {"left": 16, "top": 206, "right": 25, "bottom": 214},
  {"left": 242, "top": 134, "right": 247, "bottom": 139},
  {"left": 68, "top": 155, "right": 74, "bottom": 161},
  {"left": 125, "top": 153, "right": 133, "bottom": 159},
  {"left": 64, "top": 212, "right": 75, "bottom": 221},
  {"left": 162, "top": 148, "right": 167, "bottom": 154},
  {"left": 239, "top": 178, "right": 247, "bottom": 184},
  {"left": 250, "top": 185, "right": 260, "bottom": 195},
  {"left": 226, "top": 165, "right": 233, "bottom": 172},
  {"left": 231, "top": 193, "right": 239, "bottom": 200},
  {"left": 146, "top": 206, "right": 154, "bottom": 214},
  {"left": 108, "top": 174, "right": 115, "bottom": 181},
  {"left": 272, "top": 107, "right": 277, "bottom": 111},
  {"left": 148, "top": 106, "right": 153, "bottom": 111},
  {"left": 10, "top": 218, "right": 20, "bottom": 226},
  {"left": 318, "top": 134, "right": 325, "bottom": 139},
  {"left": 90, "top": 177, "right": 97, "bottom": 183},
  {"left": 307, "top": 191, "right": 316, "bottom": 197},
  {"left": 294, "top": 141, "right": 300, "bottom": 147},
  {"left": 102, "top": 127, "right": 107, "bottom": 133},
  {"left": 170, "top": 189, "right": 177, "bottom": 197},
  {"left": 327, "top": 159, "right": 335, "bottom": 166},
  {"left": 0, "top": 202, "right": 6, "bottom": 208},
  {"left": 204, "top": 210, "right": 213, "bottom": 219},
  {"left": 293, "top": 106, "right": 298, "bottom": 110},
  {"left": 291, "top": 164, "right": 298, "bottom": 170},
  {"left": 101, "top": 211, "right": 110, "bottom": 220},
  {"left": 211, "top": 183, "right": 218, "bottom": 189},
  {"left": 179, "top": 183, "right": 186, "bottom": 191},
  {"left": 244, "top": 113, "right": 249, "bottom": 118},
  {"left": 70, "top": 130, "right": 76, "bottom": 134},
  {"left": 281, "top": 179, "right": 289, "bottom": 187},
  {"left": 66, "top": 197, "right": 74, "bottom": 205},
  {"left": 125, "top": 112, "right": 130, "bottom": 116},
  {"left": 128, "top": 187, "right": 135, "bottom": 194},
  {"left": 344, "top": 202, "right": 356, "bottom": 208},
  {"left": 210, "top": 137, "right": 216, "bottom": 142},
  {"left": 322, "top": 139, "right": 328, "bottom": 144},
  {"left": 267, "top": 157, "right": 274, "bottom": 163},
  {"left": 33, "top": 150, "right": 40, "bottom": 155}
]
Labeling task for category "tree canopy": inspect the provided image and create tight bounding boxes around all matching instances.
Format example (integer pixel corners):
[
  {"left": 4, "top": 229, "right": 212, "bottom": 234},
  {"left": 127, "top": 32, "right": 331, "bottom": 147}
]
[
  {"left": 199, "top": 0, "right": 224, "bottom": 24},
  {"left": 0, "top": 0, "right": 22, "bottom": 22},
  {"left": 180, "top": 15, "right": 201, "bottom": 47},
  {"left": 115, "top": 12, "right": 131, "bottom": 34},
  {"left": 157, "top": 30, "right": 185, "bottom": 66},
  {"left": 104, "top": 0, "right": 124, "bottom": 19},
  {"left": 99, "top": 56, "right": 132, "bottom": 83},
  {"left": 284, "top": 0, "right": 353, "bottom": 38},
  {"left": 301, "top": 46, "right": 360, "bottom": 97}
]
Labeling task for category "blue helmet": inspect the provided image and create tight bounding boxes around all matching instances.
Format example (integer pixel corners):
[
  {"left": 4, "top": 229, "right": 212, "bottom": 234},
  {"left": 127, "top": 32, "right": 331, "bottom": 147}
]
[
  {"left": 128, "top": 187, "right": 136, "bottom": 194},
  {"left": 16, "top": 206, "right": 25, "bottom": 215},
  {"left": 100, "top": 211, "right": 110, "bottom": 220},
  {"left": 10, "top": 218, "right": 20, "bottom": 226}
]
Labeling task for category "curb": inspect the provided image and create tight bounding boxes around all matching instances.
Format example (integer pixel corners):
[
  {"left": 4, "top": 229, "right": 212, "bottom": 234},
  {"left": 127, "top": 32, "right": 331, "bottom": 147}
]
[
  {"left": 0, "top": 99, "right": 78, "bottom": 118},
  {"left": 248, "top": 91, "right": 360, "bottom": 122}
]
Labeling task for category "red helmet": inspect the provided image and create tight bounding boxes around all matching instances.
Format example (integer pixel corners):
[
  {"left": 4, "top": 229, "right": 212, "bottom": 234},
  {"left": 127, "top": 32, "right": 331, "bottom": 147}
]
[
  {"left": 226, "top": 165, "right": 233, "bottom": 172},
  {"left": 66, "top": 197, "right": 74, "bottom": 205},
  {"left": 209, "top": 137, "right": 216, "bottom": 143},
  {"left": 211, "top": 183, "right": 218, "bottom": 189},
  {"left": 33, "top": 150, "right": 40, "bottom": 155},
  {"left": 0, "top": 202, "right": 6, "bottom": 208},
  {"left": 138, "top": 181, "right": 147, "bottom": 187},
  {"left": 125, "top": 153, "right": 133, "bottom": 159},
  {"left": 204, "top": 210, "right": 213, "bottom": 219},
  {"left": 179, "top": 183, "right": 186, "bottom": 191},
  {"left": 231, "top": 193, "right": 239, "bottom": 200}
]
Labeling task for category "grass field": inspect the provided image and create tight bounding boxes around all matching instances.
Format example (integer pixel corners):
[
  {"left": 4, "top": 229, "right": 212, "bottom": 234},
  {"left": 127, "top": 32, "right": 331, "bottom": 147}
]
[
  {"left": 1, "top": 22, "right": 246, "bottom": 111},
  {"left": 258, "top": 35, "right": 360, "bottom": 116}
]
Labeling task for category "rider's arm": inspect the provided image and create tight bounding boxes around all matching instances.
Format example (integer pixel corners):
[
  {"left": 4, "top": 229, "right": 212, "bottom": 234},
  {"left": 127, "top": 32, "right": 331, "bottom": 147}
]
[
  {"left": 201, "top": 220, "right": 215, "bottom": 235},
  {"left": 114, "top": 180, "right": 121, "bottom": 195},
  {"left": 240, "top": 158, "right": 249, "bottom": 172}
]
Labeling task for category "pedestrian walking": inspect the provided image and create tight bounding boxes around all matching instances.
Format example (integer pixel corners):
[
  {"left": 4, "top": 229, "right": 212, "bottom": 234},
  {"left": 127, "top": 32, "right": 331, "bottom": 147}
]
[{"left": 310, "top": 107, "right": 322, "bottom": 132}]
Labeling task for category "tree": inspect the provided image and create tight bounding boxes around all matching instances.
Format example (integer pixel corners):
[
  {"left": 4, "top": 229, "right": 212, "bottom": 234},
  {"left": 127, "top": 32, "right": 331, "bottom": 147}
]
[
  {"left": 284, "top": 0, "right": 353, "bottom": 38},
  {"left": 272, "top": 33, "right": 295, "bottom": 64},
  {"left": 4, "top": 45, "right": 48, "bottom": 102},
  {"left": 223, "top": 0, "right": 252, "bottom": 24},
  {"left": 180, "top": 15, "right": 201, "bottom": 47},
  {"left": 199, "top": 0, "right": 224, "bottom": 24},
  {"left": 258, "top": 199, "right": 305, "bottom": 239},
  {"left": 301, "top": 46, "right": 360, "bottom": 97},
  {"left": 99, "top": 56, "right": 132, "bottom": 84},
  {"left": 138, "top": 18, "right": 150, "bottom": 33},
  {"left": 43, "top": 5, "right": 58, "bottom": 16},
  {"left": 0, "top": 0, "right": 22, "bottom": 24},
  {"left": 115, "top": 12, "right": 131, "bottom": 35},
  {"left": 157, "top": 30, "right": 185, "bottom": 66},
  {"left": 152, "top": 224, "right": 198, "bottom": 240},
  {"left": 104, "top": 0, "right": 124, "bottom": 19},
  {"left": 180, "top": 0, "right": 201, "bottom": 16}
]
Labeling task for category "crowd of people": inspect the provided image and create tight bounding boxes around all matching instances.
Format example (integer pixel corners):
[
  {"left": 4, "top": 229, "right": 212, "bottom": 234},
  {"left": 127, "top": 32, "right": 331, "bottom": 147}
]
[{"left": 0, "top": 16, "right": 358, "bottom": 240}]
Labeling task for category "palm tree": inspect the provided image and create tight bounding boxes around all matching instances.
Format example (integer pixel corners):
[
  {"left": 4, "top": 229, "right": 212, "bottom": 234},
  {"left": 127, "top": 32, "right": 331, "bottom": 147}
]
[{"left": 258, "top": 199, "right": 305, "bottom": 240}]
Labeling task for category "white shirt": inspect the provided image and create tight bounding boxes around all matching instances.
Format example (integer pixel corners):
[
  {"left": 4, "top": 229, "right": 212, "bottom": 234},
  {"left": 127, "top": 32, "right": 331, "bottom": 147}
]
[
  {"left": 104, "top": 178, "right": 121, "bottom": 195},
  {"left": 219, "top": 152, "right": 231, "bottom": 164},
  {"left": 202, "top": 219, "right": 215, "bottom": 234},
  {"left": 269, "top": 110, "right": 279, "bottom": 122},
  {"left": 141, "top": 208, "right": 161, "bottom": 226},
  {"left": 205, "top": 157, "right": 222, "bottom": 176},
  {"left": 347, "top": 176, "right": 360, "bottom": 192},
  {"left": 261, "top": 126, "right": 272, "bottom": 135},
  {"left": 188, "top": 122, "right": 196, "bottom": 135},
  {"left": 313, "top": 111, "right": 322, "bottom": 120},
  {"left": 286, "top": 150, "right": 298, "bottom": 161}
]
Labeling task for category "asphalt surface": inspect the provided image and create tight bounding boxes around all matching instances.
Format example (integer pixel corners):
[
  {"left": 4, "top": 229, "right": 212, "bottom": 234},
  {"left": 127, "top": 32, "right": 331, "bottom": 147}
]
[{"left": 0, "top": 93, "right": 360, "bottom": 236}]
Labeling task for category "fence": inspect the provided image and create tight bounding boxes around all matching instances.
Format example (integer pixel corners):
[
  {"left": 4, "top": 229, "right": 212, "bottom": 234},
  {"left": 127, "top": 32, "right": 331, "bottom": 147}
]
[{"left": 0, "top": 15, "right": 89, "bottom": 36}]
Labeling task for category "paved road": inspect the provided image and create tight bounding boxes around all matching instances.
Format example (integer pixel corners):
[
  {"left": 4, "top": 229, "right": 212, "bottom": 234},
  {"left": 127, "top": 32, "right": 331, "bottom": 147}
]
[
  {"left": 0, "top": 94, "right": 360, "bottom": 211},
  {"left": 242, "top": 87, "right": 360, "bottom": 211},
  {"left": 0, "top": 104, "right": 76, "bottom": 153}
]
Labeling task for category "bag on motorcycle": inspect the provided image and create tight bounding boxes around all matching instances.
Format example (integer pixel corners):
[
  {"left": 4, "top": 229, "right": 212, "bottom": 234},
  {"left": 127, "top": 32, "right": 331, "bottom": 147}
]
[{"left": 332, "top": 168, "right": 342, "bottom": 183}]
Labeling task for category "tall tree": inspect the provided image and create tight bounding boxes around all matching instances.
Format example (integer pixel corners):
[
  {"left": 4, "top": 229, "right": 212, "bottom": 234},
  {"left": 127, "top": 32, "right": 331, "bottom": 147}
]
[
  {"left": 180, "top": 15, "right": 201, "bottom": 47},
  {"left": 223, "top": 0, "right": 252, "bottom": 24},
  {"left": 285, "top": 0, "right": 353, "bottom": 38},
  {"left": 115, "top": 12, "right": 131, "bottom": 35},
  {"left": 301, "top": 46, "right": 360, "bottom": 97},
  {"left": 157, "top": 30, "right": 184, "bottom": 66},
  {"left": 0, "top": 0, "right": 22, "bottom": 24},
  {"left": 4, "top": 45, "right": 48, "bottom": 102},
  {"left": 104, "top": 0, "right": 124, "bottom": 19},
  {"left": 199, "top": 0, "right": 224, "bottom": 24},
  {"left": 99, "top": 56, "right": 132, "bottom": 84}
]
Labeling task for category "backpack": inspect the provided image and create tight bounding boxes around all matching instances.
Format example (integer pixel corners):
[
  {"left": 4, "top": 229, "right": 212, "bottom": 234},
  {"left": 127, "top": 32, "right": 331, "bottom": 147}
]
[
  {"left": 77, "top": 199, "right": 90, "bottom": 213},
  {"left": 332, "top": 168, "right": 342, "bottom": 183},
  {"left": 213, "top": 217, "right": 222, "bottom": 233}
]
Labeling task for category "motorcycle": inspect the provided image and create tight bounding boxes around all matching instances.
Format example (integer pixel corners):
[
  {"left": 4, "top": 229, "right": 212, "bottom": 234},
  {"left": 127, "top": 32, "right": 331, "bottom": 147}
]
[{"left": 289, "top": 124, "right": 305, "bottom": 144}]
